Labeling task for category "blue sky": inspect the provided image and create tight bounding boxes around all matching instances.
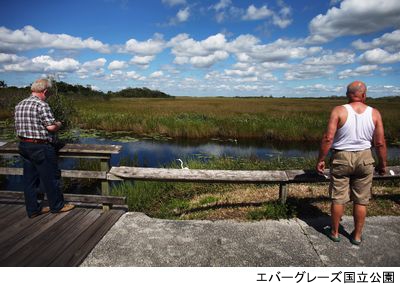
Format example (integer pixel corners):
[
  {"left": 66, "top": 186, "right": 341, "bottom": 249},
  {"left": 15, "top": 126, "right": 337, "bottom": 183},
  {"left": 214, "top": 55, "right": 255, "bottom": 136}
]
[{"left": 0, "top": 0, "right": 399, "bottom": 97}]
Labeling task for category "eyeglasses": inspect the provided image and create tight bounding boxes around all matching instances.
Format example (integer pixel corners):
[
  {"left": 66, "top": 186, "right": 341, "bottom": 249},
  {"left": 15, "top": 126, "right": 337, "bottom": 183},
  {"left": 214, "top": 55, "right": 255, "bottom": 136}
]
[{"left": 44, "top": 88, "right": 54, "bottom": 96}]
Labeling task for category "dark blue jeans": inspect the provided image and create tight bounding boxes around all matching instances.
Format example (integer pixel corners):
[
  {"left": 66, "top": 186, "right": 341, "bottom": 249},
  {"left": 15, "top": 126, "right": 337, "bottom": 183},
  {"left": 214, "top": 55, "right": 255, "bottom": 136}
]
[{"left": 19, "top": 142, "right": 65, "bottom": 217}]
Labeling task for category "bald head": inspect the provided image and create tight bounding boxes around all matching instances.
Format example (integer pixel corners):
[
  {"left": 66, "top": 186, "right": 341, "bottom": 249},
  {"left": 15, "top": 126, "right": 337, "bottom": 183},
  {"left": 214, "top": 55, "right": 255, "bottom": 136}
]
[{"left": 346, "top": 80, "right": 367, "bottom": 102}]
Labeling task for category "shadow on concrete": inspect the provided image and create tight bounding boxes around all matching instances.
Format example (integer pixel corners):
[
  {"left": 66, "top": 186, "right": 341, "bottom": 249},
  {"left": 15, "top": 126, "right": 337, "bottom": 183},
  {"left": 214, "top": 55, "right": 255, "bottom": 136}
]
[
  {"left": 284, "top": 197, "right": 353, "bottom": 240},
  {"left": 173, "top": 193, "right": 399, "bottom": 243}
]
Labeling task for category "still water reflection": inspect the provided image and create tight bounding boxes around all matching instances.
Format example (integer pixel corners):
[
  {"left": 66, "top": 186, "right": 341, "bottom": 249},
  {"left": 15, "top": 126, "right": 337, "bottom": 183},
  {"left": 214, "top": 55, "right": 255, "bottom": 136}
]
[{"left": 79, "top": 137, "right": 399, "bottom": 167}]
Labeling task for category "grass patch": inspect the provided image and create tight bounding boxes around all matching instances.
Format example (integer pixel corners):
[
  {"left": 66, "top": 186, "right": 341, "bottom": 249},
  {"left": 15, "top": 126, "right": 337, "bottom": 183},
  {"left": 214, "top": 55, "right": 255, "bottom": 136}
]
[
  {"left": 112, "top": 181, "right": 173, "bottom": 213},
  {"left": 198, "top": 196, "right": 219, "bottom": 206},
  {"left": 247, "top": 202, "right": 297, "bottom": 220},
  {"left": 159, "top": 198, "right": 191, "bottom": 219}
]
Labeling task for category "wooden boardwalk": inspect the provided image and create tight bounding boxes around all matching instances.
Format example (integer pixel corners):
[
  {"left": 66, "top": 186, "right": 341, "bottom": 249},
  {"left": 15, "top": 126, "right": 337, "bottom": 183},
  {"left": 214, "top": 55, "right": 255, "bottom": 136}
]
[{"left": 0, "top": 203, "right": 125, "bottom": 267}]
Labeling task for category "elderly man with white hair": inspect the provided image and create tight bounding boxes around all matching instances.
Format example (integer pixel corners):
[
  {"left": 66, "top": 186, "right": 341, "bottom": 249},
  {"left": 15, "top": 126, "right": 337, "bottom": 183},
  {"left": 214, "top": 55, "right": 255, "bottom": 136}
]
[{"left": 15, "top": 78, "right": 75, "bottom": 218}]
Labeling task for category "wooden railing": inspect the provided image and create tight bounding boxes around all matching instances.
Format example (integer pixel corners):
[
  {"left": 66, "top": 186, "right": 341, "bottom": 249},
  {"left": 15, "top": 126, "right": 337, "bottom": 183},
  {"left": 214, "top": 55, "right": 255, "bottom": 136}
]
[
  {"left": 108, "top": 165, "right": 400, "bottom": 204},
  {"left": 1, "top": 141, "right": 399, "bottom": 206},
  {"left": 0, "top": 142, "right": 125, "bottom": 210}
]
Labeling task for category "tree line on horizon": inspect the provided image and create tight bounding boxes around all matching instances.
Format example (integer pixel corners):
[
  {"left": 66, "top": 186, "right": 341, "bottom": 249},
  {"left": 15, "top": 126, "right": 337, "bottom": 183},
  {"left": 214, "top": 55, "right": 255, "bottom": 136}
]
[
  {"left": 0, "top": 80, "right": 172, "bottom": 99},
  {"left": 0, "top": 80, "right": 399, "bottom": 100}
]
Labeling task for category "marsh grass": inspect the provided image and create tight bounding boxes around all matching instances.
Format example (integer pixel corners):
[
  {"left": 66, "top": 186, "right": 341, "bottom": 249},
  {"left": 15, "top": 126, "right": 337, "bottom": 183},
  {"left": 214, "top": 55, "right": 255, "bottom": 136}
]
[
  {"left": 0, "top": 87, "right": 29, "bottom": 120},
  {"left": 1, "top": 93, "right": 399, "bottom": 142},
  {"left": 184, "top": 155, "right": 317, "bottom": 170},
  {"left": 74, "top": 97, "right": 400, "bottom": 142}
]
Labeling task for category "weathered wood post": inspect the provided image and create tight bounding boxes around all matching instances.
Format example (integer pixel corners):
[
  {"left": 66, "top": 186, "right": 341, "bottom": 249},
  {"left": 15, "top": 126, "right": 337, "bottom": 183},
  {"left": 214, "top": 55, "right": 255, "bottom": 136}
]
[
  {"left": 101, "top": 157, "right": 111, "bottom": 211},
  {"left": 279, "top": 182, "right": 288, "bottom": 204}
]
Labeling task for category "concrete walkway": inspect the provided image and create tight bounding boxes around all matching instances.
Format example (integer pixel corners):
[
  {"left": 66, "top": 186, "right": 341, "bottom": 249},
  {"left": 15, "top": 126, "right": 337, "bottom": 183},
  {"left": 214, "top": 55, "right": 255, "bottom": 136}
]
[{"left": 81, "top": 213, "right": 400, "bottom": 267}]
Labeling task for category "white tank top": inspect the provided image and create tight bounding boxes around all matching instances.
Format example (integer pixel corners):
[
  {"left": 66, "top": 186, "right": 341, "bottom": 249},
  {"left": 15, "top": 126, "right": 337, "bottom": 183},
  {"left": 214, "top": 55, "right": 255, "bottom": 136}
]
[{"left": 332, "top": 104, "right": 375, "bottom": 151}]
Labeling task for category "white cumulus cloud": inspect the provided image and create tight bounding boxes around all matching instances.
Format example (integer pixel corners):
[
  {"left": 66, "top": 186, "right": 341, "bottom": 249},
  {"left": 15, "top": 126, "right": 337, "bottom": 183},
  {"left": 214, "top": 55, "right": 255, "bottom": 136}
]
[
  {"left": 77, "top": 58, "right": 107, "bottom": 78},
  {"left": 225, "top": 66, "right": 257, "bottom": 77},
  {"left": 0, "top": 53, "right": 25, "bottom": 63},
  {"left": 190, "top": 51, "right": 229, "bottom": 68},
  {"left": 285, "top": 64, "right": 335, "bottom": 80},
  {"left": 3, "top": 55, "right": 80, "bottom": 73},
  {"left": 149, "top": 71, "right": 164, "bottom": 78},
  {"left": 309, "top": 0, "right": 400, "bottom": 42},
  {"left": 338, "top": 65, "right": 379, "bottom": 79},
  {"left": 177, "top": 7, "right": 190, "bottom": 22},
  {"left": 236, "top": 39, "right": 321, "bottom": 63},
  {"left": 167, "top": 7, "right": 190, "bottom": 25},
  {"left": 130, "top": 55, "right": 155, "bottom": 67},
  {"left": 242, "top": 2, "right": 292, "bottom": 28},
  {"left": 303, "top": 51, "right": 355, "bottom": 65},
  {"left": 108, "top": 60, "right": 127, "bottom": 70},
  {"left": 0, "top": 25, "right": 110, "bottom": 53},
  {"left": 359, "top": 48, "right": 400, "bottom": 64},
  {"left": 123, "top": 35, "right": 165, "bottom": 55},
  {"left": 82, "top": 58, "right": 107, "bottom": 70},
  {"left": 126, "top": 71, "right": 143, "bottom": 80},
  {"left": 243, "top": 5, "right": 273, "bottom": 20},
  {"left": 352, "top": 29, "right": 400, "bottom": 51},
  {"left": 168, "top": 33, "right": 229, "bottom": 68}
]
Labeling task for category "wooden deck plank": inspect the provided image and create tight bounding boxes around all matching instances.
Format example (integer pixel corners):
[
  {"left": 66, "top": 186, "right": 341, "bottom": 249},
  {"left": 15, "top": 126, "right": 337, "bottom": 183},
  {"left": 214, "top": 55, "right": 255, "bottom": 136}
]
[
  {"left": 0, "top": 191, "right": 25, "bottom": 203},
  {"left": 0, "top": 204, "right": 23, "bottom": 219},
  {"left": 0, "top": 193, "right": 25, "bottom": 203},
  {"left": 0, "top": 205, "right": 28, "bottom": 230},
  {"left": 0, "top": 205, "right": 26, "bottom": 230},
  {"left": 0, "top": 209, "right": 68, "bottom": 244},
  {"left": 0, "top": 211, "right": 71, "bottom": 262},
  {"left": 0, "top": 191, "right": 126, "bottom": 206},
  {"left": 25, "top": 209, "right": 102, "bottom": 267},
  {"left": 49, "top": 209, "right": 125, "bottom": 266},
  {"left": 0, "top": 208, "right": 91, "bottom": 266},
  {"left": 0, "top": 204, "right": 125, "bottom": 267},
  {"left": 0, "top": 204, "right": 11, "bottom": 212},
  {"left": 0, "top": 201, "right": 13, "bottom": 209}
]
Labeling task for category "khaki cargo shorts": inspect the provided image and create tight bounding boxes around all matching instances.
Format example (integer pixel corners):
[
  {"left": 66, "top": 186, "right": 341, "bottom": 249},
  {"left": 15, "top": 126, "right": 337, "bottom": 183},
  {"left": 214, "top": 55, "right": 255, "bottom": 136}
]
[{"left": 329, "top": 149, "right": 375, "bottom": 205}]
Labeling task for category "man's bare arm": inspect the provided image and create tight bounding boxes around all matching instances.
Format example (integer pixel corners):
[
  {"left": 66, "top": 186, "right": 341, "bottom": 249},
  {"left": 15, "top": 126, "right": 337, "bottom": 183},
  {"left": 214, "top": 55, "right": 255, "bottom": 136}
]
[
  {"left": 372, "top": 109, "right": 387, "bottom": 175},
  {"left": 46, "top": 121, "right": 62, "bottom": 132},
  {"left": 316, "top": 107, "right": 340, "bottom": 174}
]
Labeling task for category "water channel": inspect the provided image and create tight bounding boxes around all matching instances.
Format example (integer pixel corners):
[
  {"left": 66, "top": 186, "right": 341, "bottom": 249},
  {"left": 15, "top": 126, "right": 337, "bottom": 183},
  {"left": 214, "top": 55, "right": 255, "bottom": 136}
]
[
  {"left": 1, "top": 129, "right": 399, "bottom": 193},
  {"left": 1, "top": 127, "right": 399, "bottom": 167},
  {"left": 73, "top": 128, "right": 399, "bottom": 167}
]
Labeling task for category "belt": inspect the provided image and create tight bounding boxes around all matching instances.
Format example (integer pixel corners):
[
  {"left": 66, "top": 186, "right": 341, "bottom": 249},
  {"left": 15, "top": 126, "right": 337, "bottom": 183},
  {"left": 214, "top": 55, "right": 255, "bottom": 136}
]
[
  {"left": 19, "top": 137, "right": 49, "bottom": 144},
  {"left": 331, "top": 149, "right": 342, "bottom": 153},
  {"left": 332, "top": 148, "right": 370, "bottom": 153}
]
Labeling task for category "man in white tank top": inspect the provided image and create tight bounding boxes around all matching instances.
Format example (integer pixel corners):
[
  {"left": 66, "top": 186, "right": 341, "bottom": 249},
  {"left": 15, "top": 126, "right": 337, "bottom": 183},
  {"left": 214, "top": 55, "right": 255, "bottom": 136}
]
[{"left": 316, "top": 81, "right": 387, "bottom": 245}]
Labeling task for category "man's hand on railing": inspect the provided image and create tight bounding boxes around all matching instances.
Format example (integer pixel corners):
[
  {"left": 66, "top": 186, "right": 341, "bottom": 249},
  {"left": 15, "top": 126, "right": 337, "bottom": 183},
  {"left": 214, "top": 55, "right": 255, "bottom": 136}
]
[
  {"left": 315, "top": 160, "right": 325, "bottom": 175},
  {"left": 375, "top": 164, "right": 387, "bottom": 176}
]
